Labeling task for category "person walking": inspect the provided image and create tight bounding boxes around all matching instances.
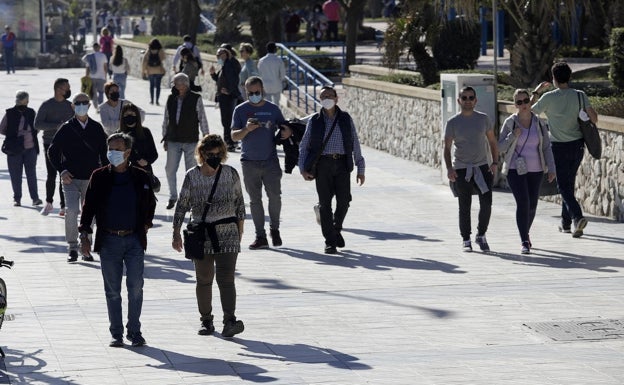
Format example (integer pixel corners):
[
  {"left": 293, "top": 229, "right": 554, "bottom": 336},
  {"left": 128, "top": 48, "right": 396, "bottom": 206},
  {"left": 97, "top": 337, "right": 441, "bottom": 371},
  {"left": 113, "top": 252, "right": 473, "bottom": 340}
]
[
  {"left": 310, "top": 4, "right": 328, "bottom": 49},
  {"left": 109, "top": 45, "right": 130, "bottom": 99},
  {"left": 238, "top": 43, "right": 258, "bottom": 97},
  {"left": 118, "top": 102, "right": 158, "bottom": 180},
  {"left": 142, "top": 38, "right": 166, "bottom": 105},
  {"left": 443, "top": 86, "right": 499, "bottom": 252},
  {"left": 1, "top": 25, "right": 16, "bottom": 74},
  {"left": 257, "top": 42, "right": 286, "bottom": 106},
  {"left": 0, "top": 90, "right": 42, "bottom": 207},
  {"left": 99, "top": 27, "right": 114, "bottom": 76},
  {"left": 79, "top": 133, "right": 156, "bottom": 348},
  {"left": 231, "top": 76, "right": 291, "bottom": 249},
  {"left": 172, "top": 134, "right": 246, "bottom": 338},
  {"left": 82, "top": 43, "right": 108, "bottom": 106},
  {"left": 179, "top": 48, "right": 200, "bottom": 91},
  {"left": 210, "top": 47, "right": 241, "bottom": 152},
  {"left": 35, "top": 78, "right": 74, "bottom": 216},
  {"left": 298, "top": 85, "right": 365, "bottom": 254},
  {"left": 162, "top": 73, "right": 209, "bottom": 210},
  {"left": 531, "top": 61, "right": 598, "bottom": 238},
  {"left": 498, "top": 89, "right": 556, "bottom": 254},
  {"left": 99, "top": 81, "right": 145, "bottom": 136},
  {"left": 48, "top": 93, "right": 109, "bottom": 263},
  {"left": 172, "top": 35, "right": 204, "bottom": 75},
  {"left": 322, "top": 0, "right": 340, "bottom": 41}
]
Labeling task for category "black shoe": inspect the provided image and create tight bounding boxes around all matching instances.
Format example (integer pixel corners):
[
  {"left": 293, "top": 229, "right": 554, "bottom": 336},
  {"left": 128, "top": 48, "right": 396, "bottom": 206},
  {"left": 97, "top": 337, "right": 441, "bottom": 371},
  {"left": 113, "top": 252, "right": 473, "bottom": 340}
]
[
  {"left": 67, "top": 250, "right": 78, "bottom": 263},
  {"left": 109, "top": 336, "right": 124, "bottom": 347},
  {"left": 32, "top": 199, "right": 43, "bottom": 206},
  {"left": 336, "top": 231, "right": 345, "bottom": 248},
  {"left": 572, "top": 217, "right": 588, "bottom": 238},
  {"left": 198, "top": 319, "right": 215, "bottom": 335},
  {"left": 222, "top": 319, "right": 244, "bottom": 338},
  {"left": 324, "top": 245, "right": 337, "bottom": 254},
  {"left": 249, "top": 237, "right": 269, "bottom": 250},
  {"left": 13, "top": 200, "right": 20, "bottom": 207},
  {"left": 227, "top": 145, "right": 237, "bottom": 152},
  {"left": 126, "top": 332, "right": 146, "bottom": 347},
  {"left": 270, "top": 229, "right": 282, "bottom": 247},
  {"left": 82, "top": 252, "right": 94, "bottom": 262},
  {"left": 166, "top": 199, "right": 177, "bottom": 210}
]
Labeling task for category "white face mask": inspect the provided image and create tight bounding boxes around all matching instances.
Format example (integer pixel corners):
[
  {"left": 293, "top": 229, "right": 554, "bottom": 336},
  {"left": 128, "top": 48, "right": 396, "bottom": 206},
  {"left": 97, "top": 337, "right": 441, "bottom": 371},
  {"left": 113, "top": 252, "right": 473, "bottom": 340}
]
[
  {"left": 74, "top": 104, "right": 89, "bottom": 116},
  {"left": 321, "top": 98, "right": 336, "bottom": 110}
]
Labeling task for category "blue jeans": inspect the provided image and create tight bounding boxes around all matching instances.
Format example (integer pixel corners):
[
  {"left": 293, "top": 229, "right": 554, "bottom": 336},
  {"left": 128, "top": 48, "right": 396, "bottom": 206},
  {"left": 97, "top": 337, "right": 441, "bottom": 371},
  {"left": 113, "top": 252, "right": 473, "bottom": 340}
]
[
  {"left": 148, "top": 74, "right": 163, "bottom": 103},
  {"left": 7, "top": 147, "right": 39, "bottom": 202},
  {"left": 455, "top": 166, "right": 493, "bottom": 241},
  {"left": 165, "top": 141, "right": 197, "bottom": 200},
  {"left": 99, "top": 233, "right": 144, "bottom": 338},
  {"left": 506, "top": 170, "right": 544, "bottom": 242},
  {"left": 63, "top": 178, "right": 90, "bottom": 251},
  {"left": 551, "top": 139, "right": 585, "bottom": 227},
  {"left": 241, "top": 158, "right": 282, "bottom": 238},
  {"left": 112, "top": 73, "right": 127, "bottom": 99},
  {"left": 4, "top": 47, "right": 15, "bottom": 73}
]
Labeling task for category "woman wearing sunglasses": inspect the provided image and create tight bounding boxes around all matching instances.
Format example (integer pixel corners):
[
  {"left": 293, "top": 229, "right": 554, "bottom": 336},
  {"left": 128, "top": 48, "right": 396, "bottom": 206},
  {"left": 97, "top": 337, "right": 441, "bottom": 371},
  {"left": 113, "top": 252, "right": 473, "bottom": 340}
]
[{"left": 498, "top": 89, "right": 556, "bottom": 254}]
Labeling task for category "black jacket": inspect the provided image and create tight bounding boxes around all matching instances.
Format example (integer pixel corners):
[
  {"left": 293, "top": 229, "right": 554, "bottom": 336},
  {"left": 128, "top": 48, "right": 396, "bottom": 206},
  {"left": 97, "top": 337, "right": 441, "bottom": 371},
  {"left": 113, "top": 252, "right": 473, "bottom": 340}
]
[
  {"left": 275, "top": 119, "right": 306, "bottom": 174},
  {"left": 4, "top": 106, "right": 38, "bottom": 154}
]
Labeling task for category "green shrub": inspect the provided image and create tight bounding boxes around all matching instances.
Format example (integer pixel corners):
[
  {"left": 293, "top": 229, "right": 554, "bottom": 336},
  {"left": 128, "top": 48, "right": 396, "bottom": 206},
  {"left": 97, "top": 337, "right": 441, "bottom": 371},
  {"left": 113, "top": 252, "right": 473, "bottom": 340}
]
[
  {"left": 374, "top": 73, "right": 425, "bottom": 87},
  {"left": 609, "top": 28, "right": 624, "bottom": 89},
  {"left": 557, "top": 45, "right": 610, "bottom": 59},
  {"left": 432, "top": 18, "right": 481, "bottom": 70},
  {"left": 590, "top": 96, "right": 624, "bottom": 118}
]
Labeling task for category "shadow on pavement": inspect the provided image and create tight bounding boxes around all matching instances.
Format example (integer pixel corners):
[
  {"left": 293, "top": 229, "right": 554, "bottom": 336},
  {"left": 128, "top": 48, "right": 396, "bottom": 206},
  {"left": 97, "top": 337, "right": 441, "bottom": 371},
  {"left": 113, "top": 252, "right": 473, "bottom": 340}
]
[
  {"left": 343, "top": 227, "right": 442, "bottom": 242},
  {"left": 491, "top": 248, "right": 624, "bottom": 273},
  {"left": 2, "top": 348, "right": 76, "bottom": 385}
]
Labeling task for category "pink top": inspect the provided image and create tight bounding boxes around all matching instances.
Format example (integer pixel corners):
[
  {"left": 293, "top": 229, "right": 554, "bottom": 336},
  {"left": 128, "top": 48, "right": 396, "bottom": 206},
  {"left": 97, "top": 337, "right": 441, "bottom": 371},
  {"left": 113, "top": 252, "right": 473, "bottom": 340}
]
[
  {"left": 323, "top": 0, "right": 340, "bottom": 21},
  {"left": 511, "top": 119, "right": 542, "bottom": 172}
]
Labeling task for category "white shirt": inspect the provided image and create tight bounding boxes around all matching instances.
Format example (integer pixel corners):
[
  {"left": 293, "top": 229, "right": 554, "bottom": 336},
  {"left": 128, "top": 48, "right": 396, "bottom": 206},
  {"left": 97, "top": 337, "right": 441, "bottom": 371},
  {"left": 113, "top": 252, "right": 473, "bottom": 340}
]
[{"left": 258, "top": 53, "right": 286, "bottom": 94}]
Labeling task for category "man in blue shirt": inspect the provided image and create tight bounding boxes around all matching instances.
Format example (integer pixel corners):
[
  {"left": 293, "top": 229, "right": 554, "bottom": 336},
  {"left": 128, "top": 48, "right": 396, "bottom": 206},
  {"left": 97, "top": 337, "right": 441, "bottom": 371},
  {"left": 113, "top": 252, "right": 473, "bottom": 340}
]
[{"left": 1, "top": 25, "right": 16, "bottom": 74}]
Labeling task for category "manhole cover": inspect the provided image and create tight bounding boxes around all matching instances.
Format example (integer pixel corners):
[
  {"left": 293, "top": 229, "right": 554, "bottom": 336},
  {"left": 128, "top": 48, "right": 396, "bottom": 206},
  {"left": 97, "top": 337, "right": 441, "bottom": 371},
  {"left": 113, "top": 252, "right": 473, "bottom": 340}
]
[{"left": 524, "top": 319, "right": 624, "bottom": 341}]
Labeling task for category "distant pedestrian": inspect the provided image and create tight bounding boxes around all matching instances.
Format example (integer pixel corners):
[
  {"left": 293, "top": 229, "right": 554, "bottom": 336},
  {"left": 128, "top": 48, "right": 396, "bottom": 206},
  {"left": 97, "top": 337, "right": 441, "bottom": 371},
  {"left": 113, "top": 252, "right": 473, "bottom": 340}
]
[
  {"left": 142, "top": 38, "right": 166, "bottom": 105},
  {"left": 1, "top": 25, "right": 16, "bottom": 74},
  {"left": 99, "top": 27, "right": 114, "bottom": 76},
  {"left": 79, "top": 133, "right": 156, "bottom": 348},
  {"left": 110, "top": 45, "right": 130, "bottom": 98},
  {"left": 179, "top": 48, "right": 200, "bottom": 91},
  {"left": 257, "top": 42, "right": 286, "bottom": 106},
  {"left": 238, "top": 43, "right": 258, "bottom": 97},
  {"left": 209, "top": 47, "right": 241, "bottom": 151},
  {"left": 82, "top": 43, "right": 108, "bottom": 106},
  {"left": 310, "top": 4, "right": 328, "bottom": 48},
  {"left": 322, "top": 0, "right": 340, "bottom": 41},
  {"left": 138, "top": 16, "right": 147, "bottom": 36},
  {"left": 443, "top": 86, "right": 499, "bottom": 252},
  {"left": 284, "top": 9, "right": 303, "bottom": 42},
  {"left": 34, "top": 78, "right": 74, "bottom": 216},
  {"left": 172, "top": 35, "right": 204, "bottom": 75},
  {"left": 0, "top": 90, "right": 42, "bottom": 207},
  {"left": 298, "top": 85, "right": 365, "bottom": 254}
]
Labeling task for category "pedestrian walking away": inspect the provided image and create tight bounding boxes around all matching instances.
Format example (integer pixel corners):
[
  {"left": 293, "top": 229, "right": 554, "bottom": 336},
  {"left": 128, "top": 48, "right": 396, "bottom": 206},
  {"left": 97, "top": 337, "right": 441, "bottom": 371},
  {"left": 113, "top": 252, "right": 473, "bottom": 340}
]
[
  {"left": 109, "top": 45, "right": 130, "bottom": 99},
  {"left": 79, "top": 133, "right": 156, "bottom": 348},
  {"left": 34, "top": 78, "right": 74, "bottom": 216},
  {"left": 0, "top": 90, "right": 42, "bottom": 207},
  {"left": 1, "top": 25, "right": 16, "bottom": 74},
  {"left": 298, "top": 85, "right": 365, "bottom": 254},
  {"left": 231, "top": 76, "right": 291, "bottom": 250},
  {"left": 82, "top": 43, "right": 108, "bottom": 107},
  {"left": 531, "top": 61, "right": 598, "bottom": 238},
  {"left": 257, "top": 42, "right": 286, "bottom": 106},
  {"left": 47, "top": 93, "right": 109, "bottom": 263},
  {"left": 444, "top": 86, "right": 499, "bottom": 253},
  {"left": 172, "top": 134, "right": 246, "bottom": 338},
  {"left": 498, "top": 89, "right": 556, "bottom": 254}
]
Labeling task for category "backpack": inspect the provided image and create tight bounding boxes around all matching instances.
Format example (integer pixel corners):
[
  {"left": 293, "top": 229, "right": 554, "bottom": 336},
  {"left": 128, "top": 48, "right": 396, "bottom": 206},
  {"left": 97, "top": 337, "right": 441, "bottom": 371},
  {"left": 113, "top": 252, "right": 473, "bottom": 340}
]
[{"left": 148, "top": 51, "right": 161, "bottom": 67}]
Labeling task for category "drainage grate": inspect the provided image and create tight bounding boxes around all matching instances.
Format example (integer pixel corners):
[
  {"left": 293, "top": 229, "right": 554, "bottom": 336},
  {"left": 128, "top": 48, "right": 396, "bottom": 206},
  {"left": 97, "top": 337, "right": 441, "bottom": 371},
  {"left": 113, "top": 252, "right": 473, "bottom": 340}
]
[{"left": 524, "top": 319, "right": 624, "bottom": 341}]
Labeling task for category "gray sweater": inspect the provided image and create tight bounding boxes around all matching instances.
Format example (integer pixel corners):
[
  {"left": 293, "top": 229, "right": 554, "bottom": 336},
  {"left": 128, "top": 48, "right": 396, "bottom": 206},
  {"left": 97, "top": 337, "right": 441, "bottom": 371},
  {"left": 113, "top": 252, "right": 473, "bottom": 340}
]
[{"left": 34, "top": 98, "right": 74, "bottom": 145}]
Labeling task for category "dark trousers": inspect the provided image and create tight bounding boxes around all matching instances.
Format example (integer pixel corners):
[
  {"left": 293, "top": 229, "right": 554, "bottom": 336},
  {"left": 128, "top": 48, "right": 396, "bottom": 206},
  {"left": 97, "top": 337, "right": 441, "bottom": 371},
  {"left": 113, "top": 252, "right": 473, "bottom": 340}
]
[
  {"left": 455, "top": 165, "right": 493, "bottom": 241},
  {"left": 327, "top": 21, "right": 339, "bottom": 41},
  {"left": 315, "top": 157, "right": 351, "bottom": 246},
  {"left": 551, "top": 139, "right": 584, "bottom": 226},
  {"left": 219, "top": 94, "right": 238, "bottom": 146},
  {"left": 7, "top": 147, "right": 39, "bottom": 202},
  {"left": 43, "top": 143, "right": 65, "bottom": 207},
  {"left": 148, "top": 74, "right": 163, "bottom": 103},
  {"left": 194, "top": 252, "right": 238, "bottom": 324},
  {"left": 4, "top": 47, "right": 15, "bottom": 73},
  {"left": 506, "top": 170, "right": 544, "bottom": 242}
]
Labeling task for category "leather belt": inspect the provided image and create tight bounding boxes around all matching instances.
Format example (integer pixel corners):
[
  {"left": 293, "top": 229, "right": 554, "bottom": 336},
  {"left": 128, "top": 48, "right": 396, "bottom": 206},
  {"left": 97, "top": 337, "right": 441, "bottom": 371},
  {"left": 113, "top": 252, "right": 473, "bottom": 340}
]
[
  {"left": 105, "top": 229, "right": 134, "bottom": 237},
  {"left": 322, "top": 154, "right": 345, "bottom": 159}
]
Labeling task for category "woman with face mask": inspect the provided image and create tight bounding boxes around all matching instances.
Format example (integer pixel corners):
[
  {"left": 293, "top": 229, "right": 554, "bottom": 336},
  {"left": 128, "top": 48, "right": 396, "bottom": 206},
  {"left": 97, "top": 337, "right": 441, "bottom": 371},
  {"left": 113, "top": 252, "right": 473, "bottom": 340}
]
[
  {"left": 0, "top": 90, "right": 42, "bottom": 207},
  {"left": 118, "top": 102, "right": 158, "bottom": 179},
  {"left": 171, "top": 134, "right": 246, "bottom": 338},
  {"left": 99, "top": 82, "right": 146, "bottom": 136}
]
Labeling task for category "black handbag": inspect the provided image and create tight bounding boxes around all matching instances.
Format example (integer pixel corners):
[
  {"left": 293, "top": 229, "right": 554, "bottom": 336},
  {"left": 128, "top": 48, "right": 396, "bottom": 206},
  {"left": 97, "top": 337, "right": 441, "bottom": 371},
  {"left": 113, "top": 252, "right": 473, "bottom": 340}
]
[
  {"left": 149, "top": 173, "right": 161, "bottom": 193},
  {"left": 539, "top": 174, "right": 559, "bottom": 196},
  {"left": 182, "top": 166, "right": 221, "bottom": 260},
  {"left": 577, "top": 91, "right": 602, "bottom": 159},
  {"left": 1, "top": 136, "right": 24, "bottom": 155}
]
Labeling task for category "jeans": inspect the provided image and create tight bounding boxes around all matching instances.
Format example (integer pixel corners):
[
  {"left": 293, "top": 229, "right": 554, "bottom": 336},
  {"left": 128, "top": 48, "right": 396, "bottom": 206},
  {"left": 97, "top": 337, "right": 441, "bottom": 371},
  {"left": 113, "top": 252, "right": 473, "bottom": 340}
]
[
  {"left": 551, "top": 139, "right": 585, "bottom": 227},
  {"left": 506, "top": 170, "right": 544, "bottom": 242},
  {"left": 455, "top": 165, "right": 493, "bottom": 241},
  {"left": 218, "top": 94, "right": 238, "bottom": 146},
  {"left": 3, "top": 47, "right": 15, "bottom": 73},
  {"left": 194, "top": 252, "right": 238, "bottom": 324},
  {"left": 241, "top": 158, "right": 282, "bottom": 238},
  {"left": 99, "top": 233, "right": 144, "bottom": 338},
  {"left": 7, "top": 147, "right": 39, "bottom": 202},
  {"left": 315, "top": 157, "right": 351, "bottom": 246},
  {"left": 63, "top": 178, "right": 90, "bottom": 251},
  {"left": 92, "top": 78, "right": 106, "bottom": 105},
  {"left": 148, "top": 74, "right": 163, "bottom": 104},
  {"left": 165, "top": 141, "right": 197, "bottom": 200},
  {"left": 112, "top": 73, "right": 127, "bottom": 99},
  {"left": 327, "top": 21, "right": 339, "bottom": 41},
  {"left": 43, "top": 143, "right": 65, "bottom": 207}
]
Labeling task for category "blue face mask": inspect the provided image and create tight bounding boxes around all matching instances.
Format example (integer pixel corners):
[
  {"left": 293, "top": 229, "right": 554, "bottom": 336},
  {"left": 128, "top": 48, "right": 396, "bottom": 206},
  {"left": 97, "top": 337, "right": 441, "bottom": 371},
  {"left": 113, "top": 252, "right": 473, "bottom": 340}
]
[
  {"left": 75, "top": 104, "right": 89, "bottom": 116},
  {"left": 107, "top": 150, "right": 126, "bottom": 167},
  {"left": 248, "top": 94, "right": 263, "bottom": 104},
  {"left": 217, "top": 58, "right": 224, "bottom": 66}
]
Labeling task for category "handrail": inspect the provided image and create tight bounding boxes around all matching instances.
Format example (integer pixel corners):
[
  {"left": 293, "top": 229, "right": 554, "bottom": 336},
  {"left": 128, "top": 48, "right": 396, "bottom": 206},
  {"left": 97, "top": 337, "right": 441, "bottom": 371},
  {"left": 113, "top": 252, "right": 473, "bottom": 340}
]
[{"left": 276, "top": 43, "right": 335, "bottom": 115}]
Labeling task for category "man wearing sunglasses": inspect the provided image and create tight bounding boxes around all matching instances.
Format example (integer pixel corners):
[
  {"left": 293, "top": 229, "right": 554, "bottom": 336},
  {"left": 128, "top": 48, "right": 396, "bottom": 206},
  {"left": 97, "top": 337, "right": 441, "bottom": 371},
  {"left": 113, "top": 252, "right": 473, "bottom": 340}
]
[
  {"left": 444, "top": 86, "right": 499, "bottom": 252},
  {"left": 48, "top": 93, "right": 109, "bottom": 263}
]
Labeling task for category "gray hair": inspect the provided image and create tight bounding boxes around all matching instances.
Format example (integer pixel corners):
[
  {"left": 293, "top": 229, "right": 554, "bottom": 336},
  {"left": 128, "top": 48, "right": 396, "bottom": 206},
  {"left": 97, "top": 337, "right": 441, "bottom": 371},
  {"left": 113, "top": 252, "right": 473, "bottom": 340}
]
[
  {"left": 172, "top": 73, "right": 190, "bottom": 88},
  {"left": 15, "top": 90, "right": 29, "bottom": 104},
  {"left": 72, "top": 92, "right": 90, "bottom": 103},
  {"left": 107, "top": 133, "right": 134, "bottom": 150}
]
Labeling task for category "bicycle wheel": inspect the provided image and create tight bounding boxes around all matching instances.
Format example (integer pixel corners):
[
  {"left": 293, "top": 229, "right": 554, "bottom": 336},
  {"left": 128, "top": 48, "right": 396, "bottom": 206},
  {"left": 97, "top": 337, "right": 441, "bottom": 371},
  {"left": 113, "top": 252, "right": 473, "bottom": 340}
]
[{"left": 0, "top": 278, "right": 6, "bottom": 330}]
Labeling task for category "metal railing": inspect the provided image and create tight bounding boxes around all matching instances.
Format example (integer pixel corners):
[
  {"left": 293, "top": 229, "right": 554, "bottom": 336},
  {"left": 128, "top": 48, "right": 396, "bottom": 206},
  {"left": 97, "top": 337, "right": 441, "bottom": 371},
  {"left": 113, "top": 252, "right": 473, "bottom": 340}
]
[{"left": 276, "top": 42, "right": 339, "bottom": 115}]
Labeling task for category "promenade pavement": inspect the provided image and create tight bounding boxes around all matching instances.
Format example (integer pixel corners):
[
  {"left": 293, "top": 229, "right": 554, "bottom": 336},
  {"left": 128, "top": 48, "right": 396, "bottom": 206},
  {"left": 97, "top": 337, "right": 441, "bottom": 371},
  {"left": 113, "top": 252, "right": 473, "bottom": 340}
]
[{"left": 0, "top": 68, "right": 623, "bottom": 385}]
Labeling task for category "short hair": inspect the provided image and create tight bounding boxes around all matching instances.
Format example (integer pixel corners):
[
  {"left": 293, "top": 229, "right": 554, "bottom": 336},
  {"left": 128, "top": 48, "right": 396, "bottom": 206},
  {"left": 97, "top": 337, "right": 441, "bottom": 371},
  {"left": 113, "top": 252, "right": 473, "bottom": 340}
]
[
  {"left": 513, "top": 88, "right": 530, "bottom": 100},
  {"left": 245, "top": 76, "right": 264, "bottom": 89},
  {"left": 551, "top": 61, "right": 572, "bottom": 84},
  {"left": 172, "top": 73, "right": 190, "bottom": 87},
  {"left": 183, "top": 34, "right": 192, "bottom": 42},
  {"left": 101, "top": 27, "right": 110, "bottom": 36},
  {"left": 53, "top": 78, "right": 69, "bottom": 91},
  {"left": 104, "top": 81, "right": 119, "bottom": 96},
  {"left": 266, "top": 42, "right": 277, "bottom": 53},
  {"left": 107, "top": 133, "right": 134, "bottom": 150},
  {"left": 72, "top": 92, "right": 90, "bottom": 103},
  {"left": 320, "top": 85, "right": 336, "bottom": 96},
  {"left": 196, "top": 134, "right": 228, "bottom": 165},
  {"left": 240, "top": 43, "right": 254, "bottom": 55},
  {"left": 459, "top": 86, "right": 477, "bottom": 98},
  {"left": 15, "top": 90, "right": 29, "bottom": 104},
  {"left": 93, "top": 43, "right": 100, "bottom": 49}
]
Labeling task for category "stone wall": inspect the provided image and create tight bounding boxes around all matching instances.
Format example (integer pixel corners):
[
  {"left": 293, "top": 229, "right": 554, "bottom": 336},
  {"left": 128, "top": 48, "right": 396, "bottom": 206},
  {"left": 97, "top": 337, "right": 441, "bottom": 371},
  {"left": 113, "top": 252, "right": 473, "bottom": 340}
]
[{"left": 344, "top": 65, "right": 624, "bottom": 222}]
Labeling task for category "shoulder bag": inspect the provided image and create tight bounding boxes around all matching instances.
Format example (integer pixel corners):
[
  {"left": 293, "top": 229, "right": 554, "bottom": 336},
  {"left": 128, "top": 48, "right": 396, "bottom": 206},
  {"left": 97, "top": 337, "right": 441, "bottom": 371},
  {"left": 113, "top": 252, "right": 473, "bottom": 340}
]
[
  {"left": 577, "top": 91, "right": 602, "bottom": 159},
  {"left": 306, "top": 111, "right": 340, "bottom": 179}
]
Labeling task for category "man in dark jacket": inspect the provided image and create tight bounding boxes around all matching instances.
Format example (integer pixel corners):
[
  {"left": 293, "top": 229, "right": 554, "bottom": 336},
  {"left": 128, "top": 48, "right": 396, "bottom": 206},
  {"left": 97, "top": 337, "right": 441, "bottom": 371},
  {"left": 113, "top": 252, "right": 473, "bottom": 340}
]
[
  {"left": 79, "top": 133, "right": 156, "bottom": 348},
  {"left": 48, "top": 93, "right": 109, "bottom": 263}
]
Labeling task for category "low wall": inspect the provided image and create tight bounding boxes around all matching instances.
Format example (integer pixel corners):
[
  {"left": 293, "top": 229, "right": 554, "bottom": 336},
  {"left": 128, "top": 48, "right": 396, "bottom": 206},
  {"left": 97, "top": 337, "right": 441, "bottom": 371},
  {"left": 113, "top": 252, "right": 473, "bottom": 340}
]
[{"left": 344, "top": 65, "right": 624, "bottom": 221}]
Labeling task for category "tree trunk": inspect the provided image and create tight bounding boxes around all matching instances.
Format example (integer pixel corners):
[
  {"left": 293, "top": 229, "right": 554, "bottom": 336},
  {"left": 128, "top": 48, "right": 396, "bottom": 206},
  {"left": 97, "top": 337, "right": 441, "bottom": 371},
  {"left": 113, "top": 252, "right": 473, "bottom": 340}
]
[
  {"left": 178, "top": 0, "right": 201, "bottom": 40},
  {"left": 343, "top": 0, "right": 367, "bottom": 71}
]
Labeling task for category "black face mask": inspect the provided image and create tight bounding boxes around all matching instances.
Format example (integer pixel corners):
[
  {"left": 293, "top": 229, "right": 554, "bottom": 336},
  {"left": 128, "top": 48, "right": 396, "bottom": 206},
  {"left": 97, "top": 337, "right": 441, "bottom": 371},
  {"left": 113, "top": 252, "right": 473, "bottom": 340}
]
[
  {"left": 171, "top": 87, "right": 179, "bottom": 96},
  {"left": 64, "top": 90, "right": 71, "bottom": 99},
  {"left": 109, "top": 92, "right": 120, "bottom": 101},
  {"left": 205, "top": 156, "right": 221, "bottom": 169},
  {"left": 123, "top": 115, "right": 137, "bottom": 126}
]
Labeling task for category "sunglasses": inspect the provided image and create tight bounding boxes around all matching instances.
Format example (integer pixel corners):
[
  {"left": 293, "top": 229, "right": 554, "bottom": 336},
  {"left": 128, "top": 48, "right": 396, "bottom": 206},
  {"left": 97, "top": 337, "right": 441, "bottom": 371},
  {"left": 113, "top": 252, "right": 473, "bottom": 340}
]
[
  {"left": 247, "top": 91, "right": 262, "bottom": 96},
  {"left": 460, "top": 95, "right": 475, "bottom": 101},
  {"left": 74, "top": 101, "right": 89, "bottom": 105},
  {"left": 515, "top": 98, "right": 531, "bottom": 106}
]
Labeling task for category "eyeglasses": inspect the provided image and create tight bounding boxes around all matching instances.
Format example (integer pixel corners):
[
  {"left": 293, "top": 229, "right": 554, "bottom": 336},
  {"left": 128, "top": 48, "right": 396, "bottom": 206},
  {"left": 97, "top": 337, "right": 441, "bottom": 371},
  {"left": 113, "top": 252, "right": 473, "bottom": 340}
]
[
  {"left": 515, "top": 98, "right": 531, "bottom": 106},
  {"left": 74, "top": 101, "right": 89, "bottom": 105},
  {"left": 460, "top": 95, "right": 475, "bottom": 101},
  {"left": 247, "top": 91, "right": 262, "bottom": 96}
]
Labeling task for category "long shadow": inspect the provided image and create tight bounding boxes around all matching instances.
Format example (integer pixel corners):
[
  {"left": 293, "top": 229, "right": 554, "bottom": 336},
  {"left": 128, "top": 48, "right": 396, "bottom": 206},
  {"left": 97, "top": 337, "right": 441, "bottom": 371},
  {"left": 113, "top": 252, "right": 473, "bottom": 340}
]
[
  {"left": 580, "top": 233, "right": 624, "bottom": 245},
  {"left": 343, "top": 227, "right": 442, "bottom": 242},
  {"left": 131, "top": 345, "right": 276, "bottom": 382},
  {"left": 143, "top": 254, "right": 195, "bottom": 283},
  {"left": 490, "top": 248, "right": 624, "bottom": 273},
  {"left": 2, "top": 348, "right": 77, "bottom": 384},
  {"left": 0, "top": 234, "right": 66, "bottom": 254}
]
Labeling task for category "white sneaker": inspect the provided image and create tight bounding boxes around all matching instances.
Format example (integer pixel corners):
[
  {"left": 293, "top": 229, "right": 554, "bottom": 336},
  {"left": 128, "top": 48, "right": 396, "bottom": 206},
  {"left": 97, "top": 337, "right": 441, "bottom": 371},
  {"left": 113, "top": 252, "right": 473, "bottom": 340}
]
[
  {"left": 40, "top": 202, "right": 53, "bottom": 216},
  {"left": 313, "top": 203, "right": 321, "bottom": 226}
]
